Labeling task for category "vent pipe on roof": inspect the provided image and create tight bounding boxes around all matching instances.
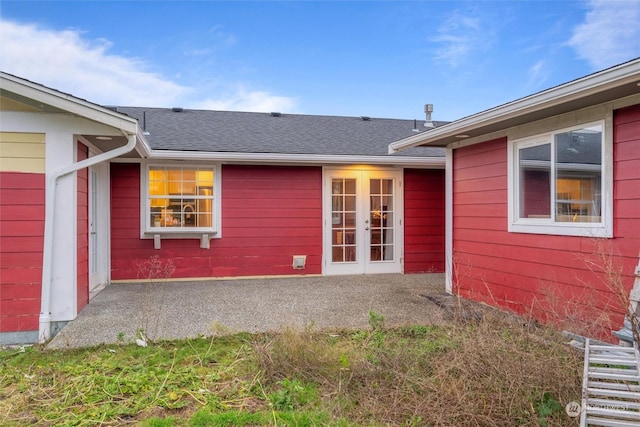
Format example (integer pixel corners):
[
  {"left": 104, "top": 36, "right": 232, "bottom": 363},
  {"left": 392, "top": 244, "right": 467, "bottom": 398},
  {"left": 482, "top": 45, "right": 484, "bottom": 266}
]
[
  {"left": 172, "top": 107, "right": 183, "bottom": 112},
  {"left": 270, "top": 112, "right": 281, "bottom": 117},
  {"left": 360, "top": 116, "right": 371, "bottom": 121},
  {"left": 424, "top": 104, "right": 434, "bottom": 128},
  {"left": 412, "top": 119, "right": 420, "bottom": 132},
  {"left": 143, "top": 111, "right": 150, "bottom": 136}
]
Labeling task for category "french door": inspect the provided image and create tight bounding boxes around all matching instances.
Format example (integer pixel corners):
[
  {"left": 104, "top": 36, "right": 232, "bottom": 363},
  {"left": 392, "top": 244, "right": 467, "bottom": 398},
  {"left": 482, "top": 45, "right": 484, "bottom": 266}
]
[{"left": 324, "top": 169, "right": 403, "bottom": 275}]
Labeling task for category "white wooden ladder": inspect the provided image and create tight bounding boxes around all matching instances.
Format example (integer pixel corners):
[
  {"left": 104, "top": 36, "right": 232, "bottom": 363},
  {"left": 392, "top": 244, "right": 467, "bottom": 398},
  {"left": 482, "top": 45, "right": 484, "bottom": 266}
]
[{"left": 581, "top": 338, "right": 640, "bottom": 426}]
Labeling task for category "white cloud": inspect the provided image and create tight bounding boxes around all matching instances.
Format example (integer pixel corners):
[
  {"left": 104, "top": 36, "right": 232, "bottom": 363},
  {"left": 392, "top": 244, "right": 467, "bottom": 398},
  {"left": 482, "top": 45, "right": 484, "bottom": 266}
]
[
  {"left": 0, "top": 19, "right": 296, "bottom": 112},
  {"left": 191, "top": 85, "right": 297, "bottom": 113},
  {"left": 568, "top": 0, "right": 640, "bottom": 70},
  {"left": 431, "top": 9, "right": 491, "bottom": 67},
  {"left": 0, "top": 20, "right": 189, "bottom": 106},
  {"left": 527, "top": 60, "right": 550, "bottom": 88}
]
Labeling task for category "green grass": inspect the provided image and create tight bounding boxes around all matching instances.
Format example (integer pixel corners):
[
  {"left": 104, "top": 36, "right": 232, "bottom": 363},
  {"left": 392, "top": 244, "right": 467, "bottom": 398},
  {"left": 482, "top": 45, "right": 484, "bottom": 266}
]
[{"left": 1, "top": 316, "right": 583, "bottom": 426}]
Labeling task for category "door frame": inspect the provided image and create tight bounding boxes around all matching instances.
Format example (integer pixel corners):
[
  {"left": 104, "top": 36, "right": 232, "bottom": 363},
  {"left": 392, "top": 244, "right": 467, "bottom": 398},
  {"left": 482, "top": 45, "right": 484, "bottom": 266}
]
[
  {"left": 322, "top": 167, "right": 404, "bottom": 275},
  {"left": 88, "top": 161, "right": 110, "bottom": 297}
]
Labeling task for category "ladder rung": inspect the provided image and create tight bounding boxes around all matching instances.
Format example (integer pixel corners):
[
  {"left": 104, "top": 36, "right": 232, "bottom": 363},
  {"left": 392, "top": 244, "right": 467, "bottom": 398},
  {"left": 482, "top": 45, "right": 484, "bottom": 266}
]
[
  {"left": 589, "top": 371, "right": 640, "bottom": 381},
  {"left": 589, "top": 356, "right": 638, "bottom": 366},
  {"left": 590, "top": 367, "right": 640, "bottom": 376},
  {"left": 587, "top": 397, "right": 640, "bottom": 410},
  {"left": 590, "top": 345, "right": 637, "bottom": 352},
  {"left": 587, "top": 387, "right": 640, "bottom": 399},
  {"left": 589, "top": 381, "right": 640, "bottom": 392},
  {"left": 583, "top": 415, "right": 640, "bottom": 426}
]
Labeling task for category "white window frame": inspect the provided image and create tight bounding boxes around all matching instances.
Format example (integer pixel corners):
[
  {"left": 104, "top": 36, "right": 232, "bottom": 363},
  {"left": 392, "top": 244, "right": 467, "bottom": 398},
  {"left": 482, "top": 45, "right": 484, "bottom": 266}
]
[
  {"left": 141, "top": 162, "right": 222, "bottom": 238},
  {"left": 508, "top": 119, "right": 613, "bottom": 238}
]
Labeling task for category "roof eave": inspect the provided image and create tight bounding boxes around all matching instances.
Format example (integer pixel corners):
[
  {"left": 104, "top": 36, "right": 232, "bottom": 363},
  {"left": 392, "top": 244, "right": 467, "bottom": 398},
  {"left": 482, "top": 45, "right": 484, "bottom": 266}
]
[
  {"left": 146, "top": 150, "right": 445, "bottom": 167},
  {"left": 0, "top": 72, "right": 139, "bottom": 134},
  {"left": 389, "top": 58, "right": 640, "bottom": 153}
]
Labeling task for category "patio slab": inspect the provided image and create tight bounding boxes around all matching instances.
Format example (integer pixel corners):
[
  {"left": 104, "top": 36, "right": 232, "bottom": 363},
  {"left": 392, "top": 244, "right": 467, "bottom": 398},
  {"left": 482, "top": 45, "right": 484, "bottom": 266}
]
[{"left": 47, "top": 273, "right": 447, "bottom": 349}]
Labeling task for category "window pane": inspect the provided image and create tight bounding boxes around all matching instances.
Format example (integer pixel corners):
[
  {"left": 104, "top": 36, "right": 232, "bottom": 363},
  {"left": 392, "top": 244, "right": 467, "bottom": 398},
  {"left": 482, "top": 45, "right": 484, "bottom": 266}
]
[
  {"left": 344, "top": 179, "right": 356, "bottom": 194},
  {"left": 381, "top": 179, "right": 393, "bottom": 194},
  {"left": 332, "top": 195, "right": 343, "bottom": 212},
  {"left": 370, "top": 179, "right": 381, "bottom": 195},
  {"left": 382, "top": 195, "right": 393, "bottom": 211},
  {"left": 344, "top": 195, "right": 356, "bottom": 211},
  {"left": 555, "top": 125, "right": 602, "bottom": 223},
  {"left": 332, "top": 213, "right": 344, "bottom": 228},
  {"left": 149, "top": 166, "right": 215, "bottom": 230},
  {"left": 196, "top": 170, "right": 213, "bottom": 187},
  {"left": 167, "top": 169, "right": 182, "bottom": 181},
  {"left": 519, "top": 144, "right": 551, "bottom": 219},
  {"left": 332, "top": 180, "right": 343, "bottom": 195},
  {"left": 344, "top": 212, "right": 355, "bottom": 227}
]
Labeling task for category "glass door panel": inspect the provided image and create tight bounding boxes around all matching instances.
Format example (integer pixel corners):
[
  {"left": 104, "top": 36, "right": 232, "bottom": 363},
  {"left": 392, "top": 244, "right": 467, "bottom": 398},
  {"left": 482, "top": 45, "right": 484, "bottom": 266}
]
[
  {"left": 331, "top": 178, "right": 357, "bottom": 263},
  {"left": 369, "top": 178, "right": 395, "bottom": 262}
]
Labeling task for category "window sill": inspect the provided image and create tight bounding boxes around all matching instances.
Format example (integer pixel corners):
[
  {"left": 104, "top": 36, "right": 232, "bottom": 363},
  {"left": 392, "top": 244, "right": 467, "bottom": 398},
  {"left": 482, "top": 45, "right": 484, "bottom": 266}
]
[
  {"left": 142, "top": 230, "right": 218, "bottom": 239},
  {"left": 508, "top": 222, "right": 612, "bottom": 238},
  {"left": 142, "top": 231, "right": 218, "bottom": 249}
]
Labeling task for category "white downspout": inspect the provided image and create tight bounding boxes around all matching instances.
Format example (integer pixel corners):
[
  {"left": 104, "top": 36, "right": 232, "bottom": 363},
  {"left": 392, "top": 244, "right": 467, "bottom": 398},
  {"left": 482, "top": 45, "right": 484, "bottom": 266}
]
[{"left": 39, "top": 133, "right": 137, "bottom": 343}]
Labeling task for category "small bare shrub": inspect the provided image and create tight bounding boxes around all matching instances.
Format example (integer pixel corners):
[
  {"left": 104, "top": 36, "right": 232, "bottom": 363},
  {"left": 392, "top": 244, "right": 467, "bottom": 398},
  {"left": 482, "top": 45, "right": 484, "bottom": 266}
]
[
  {"left": 532, "top": 284, "right": 615, "bottom": 340},
  {"left": 252, "top": 326, "right": 362, "bottom": 387},
  {"left": 580, "top": 239, "right": 638, "bottom": 343},
  {"left": 135, "top": 255, "right": 176, "bottom": 342}
]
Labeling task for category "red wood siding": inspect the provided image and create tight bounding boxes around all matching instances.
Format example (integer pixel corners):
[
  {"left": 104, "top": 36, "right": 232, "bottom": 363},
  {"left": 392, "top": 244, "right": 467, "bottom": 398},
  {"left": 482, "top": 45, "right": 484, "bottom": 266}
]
[
  {"left": 453, "top": 104, "right": 640, "bottom": 339},
  {"left": 76, "top": 142, "right": 89, "bottom": 311},
  {"left": 111, "top": 164, "right": 323, "bottom": 279},
  {"left": 403, "top": 168, "right": 445, "bottom": 273},
  {"left": 0, "top": 172, "right": 45, "bottom": 332}
]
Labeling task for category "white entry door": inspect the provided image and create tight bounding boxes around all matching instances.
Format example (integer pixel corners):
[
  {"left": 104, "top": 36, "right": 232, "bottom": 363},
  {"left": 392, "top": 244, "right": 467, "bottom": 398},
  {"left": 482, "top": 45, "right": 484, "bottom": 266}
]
[
  {"left": 324, "top": 169, "right": 403, "bottom": 275},
  {"left": 89, "top": 163, "right": 109, "bottom": 296}
]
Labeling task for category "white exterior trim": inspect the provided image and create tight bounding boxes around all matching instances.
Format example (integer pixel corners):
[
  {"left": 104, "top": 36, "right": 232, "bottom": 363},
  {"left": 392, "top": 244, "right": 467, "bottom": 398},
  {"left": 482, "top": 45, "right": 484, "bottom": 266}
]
[
  {"left": 389, "top": 59, "right": 640, "bottom": 153},
  {"left": 146, "top": 149, "right": 445, "bottom": 167},
  {"left": 322, "top": 166, "right": 404, "bottom": 276},
  {"left": 507, "top": 118, "right": 613, "bottom": 238},
  {"left": 139, "top": 161, "right": 223, "bottom": 240},
  {"left": 1, "top": 73, "right": 138, "bottom": 133},
  {"left": 445, "top": 146, "right": 453, "bottom": 294}
]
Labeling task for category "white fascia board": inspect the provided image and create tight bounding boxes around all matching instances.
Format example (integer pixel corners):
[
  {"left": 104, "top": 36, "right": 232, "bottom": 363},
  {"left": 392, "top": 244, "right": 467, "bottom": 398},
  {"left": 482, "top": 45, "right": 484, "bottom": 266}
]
[
  {"left": 136, "top": 129, "right": 152, "bottom": 158},
  {"left": 147, "top": 149, "right": 445, "bottom": 167},
  {"left": 388, "top": 58, "right": 640, "bottom": 153},
  {"left": 1, "top": 73, "right": 138, "bottom": 134}
]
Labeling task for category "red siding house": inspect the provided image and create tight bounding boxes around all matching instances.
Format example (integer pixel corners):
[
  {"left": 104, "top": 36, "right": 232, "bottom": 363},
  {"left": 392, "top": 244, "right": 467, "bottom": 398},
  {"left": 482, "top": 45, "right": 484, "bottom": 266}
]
[
  {"left": 0, "top": 72, "right": 445, "bottom": 345},
  {"left": 3, "top": 58, "right": 638, "bottom": 346},
  {"left": 391, "top": 58, "right": 640, "bottom": 339}
]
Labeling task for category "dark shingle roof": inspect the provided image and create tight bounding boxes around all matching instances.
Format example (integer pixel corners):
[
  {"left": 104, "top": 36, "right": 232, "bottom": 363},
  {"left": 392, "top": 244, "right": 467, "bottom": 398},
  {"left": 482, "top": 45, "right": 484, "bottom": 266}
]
[{"left": 116, "top": 107, "right": 446, "bottom": 158}]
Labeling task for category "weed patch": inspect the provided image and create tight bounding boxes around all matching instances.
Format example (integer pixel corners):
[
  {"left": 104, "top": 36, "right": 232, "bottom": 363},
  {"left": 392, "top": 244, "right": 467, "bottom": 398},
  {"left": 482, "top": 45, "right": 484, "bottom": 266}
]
[{"left": 1, "top": 314, "right": 582, "bottom": 426}]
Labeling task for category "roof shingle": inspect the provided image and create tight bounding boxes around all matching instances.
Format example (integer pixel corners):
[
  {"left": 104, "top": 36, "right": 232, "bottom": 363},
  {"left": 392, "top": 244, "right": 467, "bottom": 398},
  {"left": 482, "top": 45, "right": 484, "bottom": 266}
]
[{"left": 116, "top": 107, "right": 446, "bottom": 158}]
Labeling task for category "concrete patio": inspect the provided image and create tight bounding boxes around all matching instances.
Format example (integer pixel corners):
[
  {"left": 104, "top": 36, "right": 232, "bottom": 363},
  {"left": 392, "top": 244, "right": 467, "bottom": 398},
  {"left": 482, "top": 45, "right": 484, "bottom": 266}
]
[{"left": 47, "top": 273, "right": 448, "bottom": 349}]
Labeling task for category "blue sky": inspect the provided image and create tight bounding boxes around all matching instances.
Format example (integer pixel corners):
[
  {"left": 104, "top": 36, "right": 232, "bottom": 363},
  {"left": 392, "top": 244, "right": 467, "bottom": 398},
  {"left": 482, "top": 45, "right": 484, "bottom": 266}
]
[{"left": 1, "top": 1, "right": 639, "bottom": 121}]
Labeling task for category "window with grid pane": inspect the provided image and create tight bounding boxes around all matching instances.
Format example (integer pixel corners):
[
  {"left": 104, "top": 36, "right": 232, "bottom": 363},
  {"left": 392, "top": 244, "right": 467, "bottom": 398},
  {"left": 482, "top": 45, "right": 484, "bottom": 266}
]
[
  {"left": 510, "top": 120, "right": 611, "bottom": 237},
  {"left": 147, "top": 166, "right": 216, "bottom": 231}
]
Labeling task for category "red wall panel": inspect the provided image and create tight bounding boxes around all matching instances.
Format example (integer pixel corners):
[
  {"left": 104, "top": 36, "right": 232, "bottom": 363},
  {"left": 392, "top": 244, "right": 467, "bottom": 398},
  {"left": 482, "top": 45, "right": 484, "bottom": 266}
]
[
  {"left": 403, "top": 168, "right": 445, "bottom": 273},
  {"left": 110, "top": 164, "right": 323, "bottom": 280},
  {"left": 453, "top": 104, "right": 640, "bottom": 339},
  {"left": 0, "top": 172, "right": 45, "bottom": 332},
  {"left": 76, "top": 142, "right": 89, "bottom": 312}
]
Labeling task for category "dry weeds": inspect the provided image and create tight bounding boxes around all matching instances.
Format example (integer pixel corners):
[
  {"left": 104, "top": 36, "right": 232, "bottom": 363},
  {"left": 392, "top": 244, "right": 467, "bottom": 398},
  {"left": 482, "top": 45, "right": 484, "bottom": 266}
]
[{"left": 253, "top": 310, "right": 583, "bottom": 426}]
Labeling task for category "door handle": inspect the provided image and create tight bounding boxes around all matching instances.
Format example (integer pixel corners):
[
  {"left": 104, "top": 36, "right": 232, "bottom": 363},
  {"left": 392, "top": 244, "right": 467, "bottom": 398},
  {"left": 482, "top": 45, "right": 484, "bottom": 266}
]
[{"left": 365, "top": 227, "right": 369, "bottom": 231}]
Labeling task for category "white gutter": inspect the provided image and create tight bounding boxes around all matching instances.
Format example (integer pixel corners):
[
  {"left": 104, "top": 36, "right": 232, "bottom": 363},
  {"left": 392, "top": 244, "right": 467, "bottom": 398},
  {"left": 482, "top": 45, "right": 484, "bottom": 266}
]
[
  {"left": 39, "top": 132, "right": 137, "bottom": 343},
  {"left": 147, "top": 149, "right": 445, "bottom": 167}
]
